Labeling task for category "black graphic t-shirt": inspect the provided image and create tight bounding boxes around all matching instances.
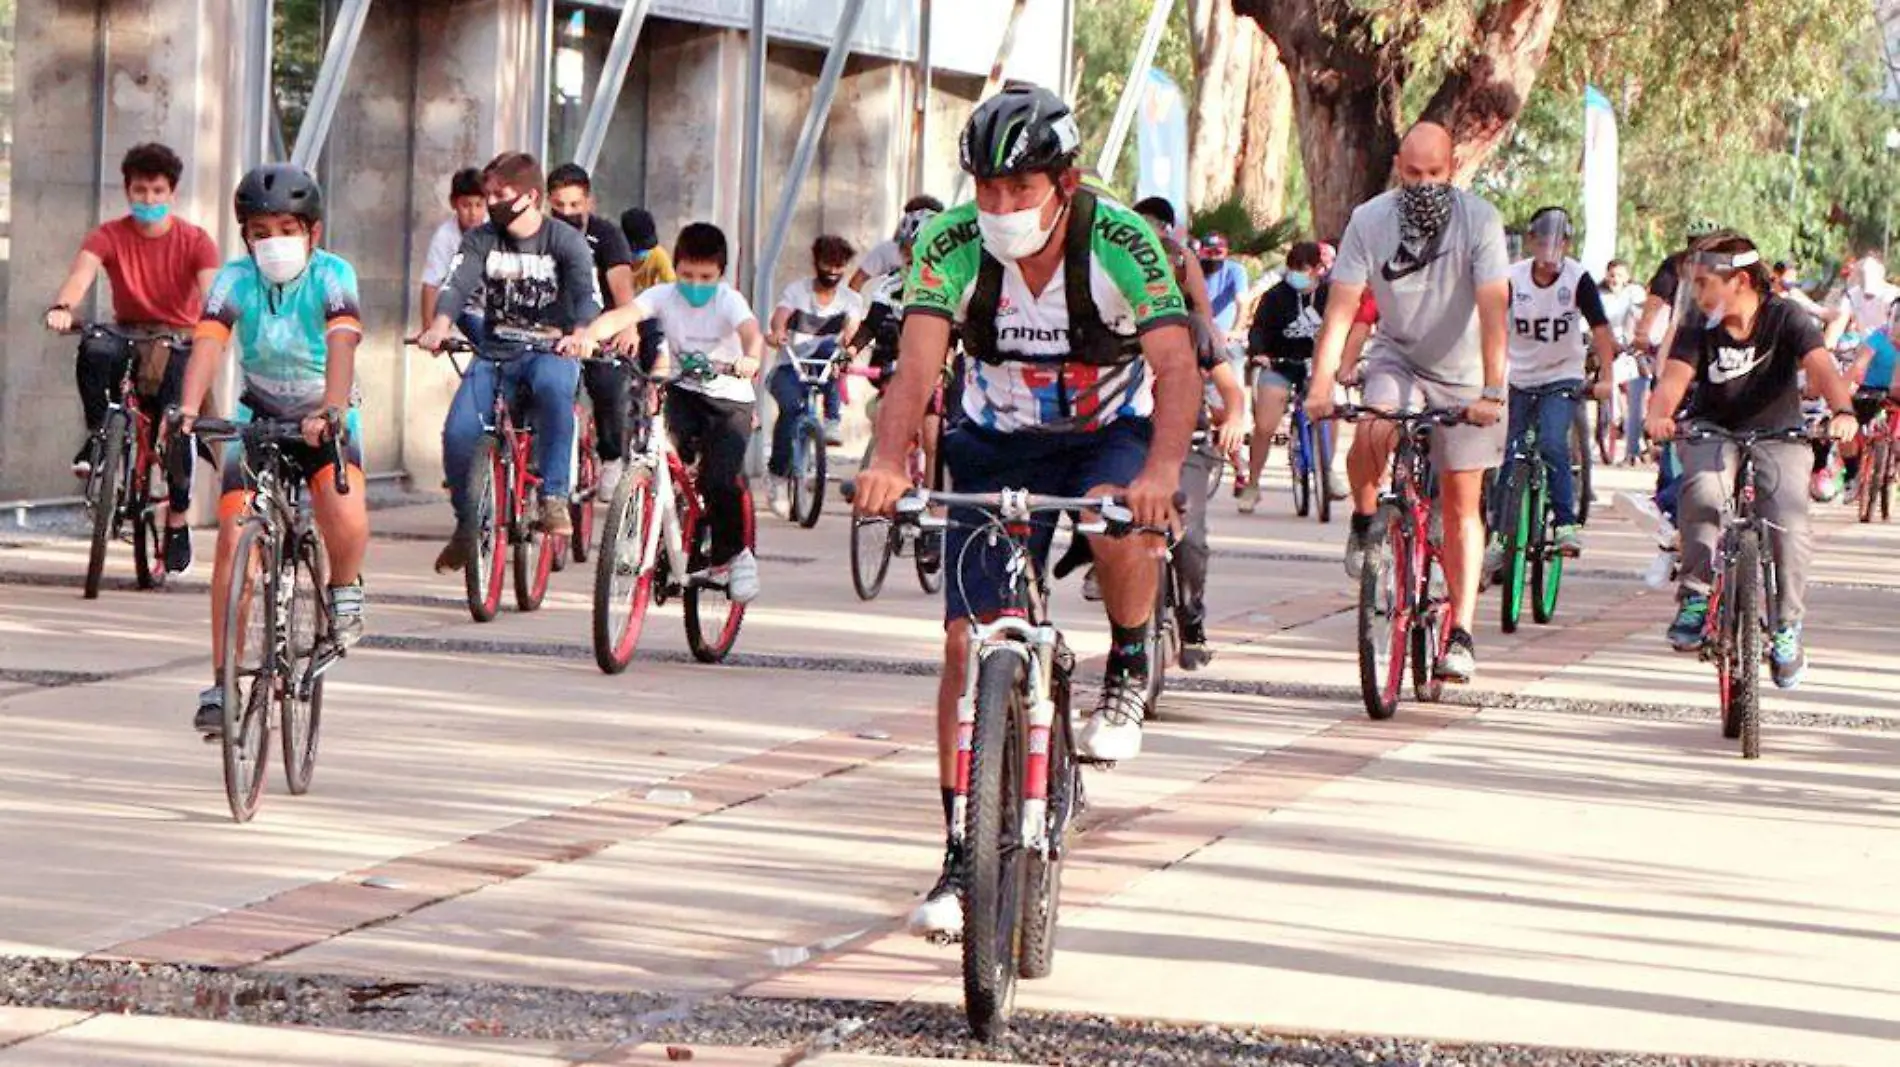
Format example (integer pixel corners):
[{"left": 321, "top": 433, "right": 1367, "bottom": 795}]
[
  {"left": 436, "top": 219, "right": 601, "bottom": 345},
  {"left": 1247, "top": 280, "right": 1330, "bottom": 368},
  {"left": 1667, "top": 295, "right": 1823, "bottom": 431}
]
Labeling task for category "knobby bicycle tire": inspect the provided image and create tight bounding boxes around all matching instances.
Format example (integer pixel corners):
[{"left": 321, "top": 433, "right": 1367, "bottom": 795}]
[
  {"left": 684, "top": 484, "right": 752, "bottom": 663},
  {"left": 1732, "top": 530, "right": 1765, "bottom": 759},
  {"left": 1411, "top": 549, "right": 1449, "bottom": 703},
  {"left": 465, "top": 436, "right": 506, "bottom": 622},
  {"left": 1531, "top": 479, "right": 1564, "bottom": 626},
  {"left": 1316, "top": 422, "right": 1335, "bottom": 524},
  {"left": 592, "top": 470, "right": 655, "bottom": 675},
  {"left": 220, "top": 522, "right": 275, "bottom": 823},
  {"left": 571, "top": 450, "right": 598, "bottom": 565},
  {"left": 1571, "top": 416, "right": 1594, "bottom": 526},
  {"left": 84, "top": 415, "right": 127, "bottom": 600},
  {"left": 963, "top": 650, "right": 1028, "bottom": 1040},
  {"left": 1141, "top": 561, "right": 1170, "bottom": 721},
  {"left": 281, "top": 530, "right": 327, "bottom": 796},
  {"left": 1019, "top": 659, "right": 1075, "bottom": 981}
]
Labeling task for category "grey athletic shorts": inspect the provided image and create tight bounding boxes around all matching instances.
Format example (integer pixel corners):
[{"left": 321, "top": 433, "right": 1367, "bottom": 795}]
[{"left": 1360, "top": 358, "right": 1506, "bottom": 473}]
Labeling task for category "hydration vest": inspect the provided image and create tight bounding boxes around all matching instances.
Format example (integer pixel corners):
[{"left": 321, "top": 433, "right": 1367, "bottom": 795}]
[{"left": 962, "top": 189, "right": 1144, "bottom": 369}]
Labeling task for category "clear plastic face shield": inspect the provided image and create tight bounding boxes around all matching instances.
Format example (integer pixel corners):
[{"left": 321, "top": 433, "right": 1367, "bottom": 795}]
[{"left": 1526, "top": 210, "right": 1570, "bottom": 269}]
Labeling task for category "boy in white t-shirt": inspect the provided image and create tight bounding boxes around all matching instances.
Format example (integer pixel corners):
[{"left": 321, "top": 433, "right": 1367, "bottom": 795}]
[{"left": 590, "top": 222, "right": 766, "bottom": 603}]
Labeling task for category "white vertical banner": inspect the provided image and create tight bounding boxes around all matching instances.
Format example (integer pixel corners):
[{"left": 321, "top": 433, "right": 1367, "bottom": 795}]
[
  {"left": 1135, "top": 68, "right": 1189, "bottom": 217},
  {"left": 1580, "top": 85, "right": 1619, "bottom": 277}
]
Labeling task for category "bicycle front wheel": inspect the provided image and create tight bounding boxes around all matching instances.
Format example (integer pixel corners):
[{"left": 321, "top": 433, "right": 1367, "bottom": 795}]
[
  {"left": 963, "top": 650, "right": 1028, "bottom": 1040},
  {"left": 1019, "top": 660, "right": 1076, "bottom": 981},
  {"left": 1729, "top": 530, "right": 1765, "bottom": 759},
  {"left": 1531, "top": 505, "right": 1565, "bottom": 625},
  {"left": 220, "top": 522, "right": 276, "bottom": 823},
  {"left": 593, "top": 470, "right": 656, "bottom": 675},
  {"left": 792, "top": 421, "right": 827, "bottom": 528},
  {"left": 1499, "top": 462, "right": 1531, "bottom": 634},
  {"left": 281, "top": 530, "right": 328, "bottom": 796},
  {"left": 684, "top": 484, "right": 751, "bottom": 663},
  {"left": 464, "top": 435, "right": 506, "bottom": 622},
  {"left": 84, "top": 415, "right": 127, "bottom": 600},
  {"left": 850, "top": 513, "right": 895, "bottom": 601},
  {"left": 571, "top": 448, "right": 598, "bottom": 565},
  {"left": 1316, "top": 423, "right": 1335, "bottom": 524},
  {"left": 1571, "top": 416, "right": 1594, "bottom": 526},
  {"left": 1411, "top": 551, "right": 1450, "bottom": 703},
  {"left": 1356, "top": 507, "right": 1406, "bottom": 721},
  {"left": 1289, "top": 427, "right": 1312, "bottom": 518},
  {"left": 1141, "top": 562, "right": 1170, "bottom": 721}
]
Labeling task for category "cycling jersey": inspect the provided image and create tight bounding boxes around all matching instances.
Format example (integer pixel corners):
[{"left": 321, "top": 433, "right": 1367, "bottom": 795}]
[
  {"left": 905, "top": 198, "right": 1187, "bottom": 433},
  {"left": 197, "top": 250, "right": 363, "bottom": 422},
  {"left": 1506, "top": 257, "right": 1608, "bottom": 387},
  {"left": 1863, "top": 331, "right": 1898, "bottom": 392}
]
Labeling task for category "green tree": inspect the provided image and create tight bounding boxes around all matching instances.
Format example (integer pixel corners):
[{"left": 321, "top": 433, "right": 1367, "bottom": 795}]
[{"left": 1070, "top": 0, "right": 1197, "bottom": 192}]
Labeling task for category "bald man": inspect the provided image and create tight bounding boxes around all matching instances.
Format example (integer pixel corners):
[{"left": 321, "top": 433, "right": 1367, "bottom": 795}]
[{"left": 1305, "top": 121, "right": 1512, "bottom": 684}]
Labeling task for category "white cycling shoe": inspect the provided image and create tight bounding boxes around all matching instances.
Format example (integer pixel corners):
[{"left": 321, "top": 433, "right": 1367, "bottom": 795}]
[{"left": 1077, "top": 677, "right": 1147, "bottom": 762}]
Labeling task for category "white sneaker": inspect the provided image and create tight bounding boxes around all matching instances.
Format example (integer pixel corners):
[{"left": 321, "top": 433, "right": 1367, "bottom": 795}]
[
  {"left": 598, "top": 459, "right": 624, "bottom": 500},
  {"left": 907, "top": 840, "right": 965, "bottom": 939},
  {"left": 723, "top": 549, "right": 761, "bottom": 604},
  {"left": 768, "top": 480, "right": 792, "bottom": 520},
  {"left": 1237, "top": 484, "right": 1260, "bottom": 514},
  {"left": 1077, "top": 676, "right": 1146, "bottom": 762},
  {"left": 1643, "top": 549, "right": 1677, "bottom": 591},
  {"left": 1482, "top": 539, "right": 1506, "bottom": 579},
  {"left": 1613, "top": 491, "right": 1668, "bottom": 544}
]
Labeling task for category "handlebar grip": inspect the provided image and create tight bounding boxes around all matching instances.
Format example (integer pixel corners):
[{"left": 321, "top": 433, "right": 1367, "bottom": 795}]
[
  {"left": 331, "top": 427, "right": 351, "bottom": 497},
  {"left": 840, "top": 480, "right": 857, "bottom": 504}
]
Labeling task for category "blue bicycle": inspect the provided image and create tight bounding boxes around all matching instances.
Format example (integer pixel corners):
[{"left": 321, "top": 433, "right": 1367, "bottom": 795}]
[{"left": 1288, "top": 399, "right": 1335, "bottom": 523}]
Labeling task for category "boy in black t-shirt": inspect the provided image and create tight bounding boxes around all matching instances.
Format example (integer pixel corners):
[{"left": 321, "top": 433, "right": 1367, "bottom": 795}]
[
  {"left": 548, "top": 163, "right": 639, "bottom": 486},
  {"left": 1644, "top": 234, "right": 1858, "bottom": 689}
]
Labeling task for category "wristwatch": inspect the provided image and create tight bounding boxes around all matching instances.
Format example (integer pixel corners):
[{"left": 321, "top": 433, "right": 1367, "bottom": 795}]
[{"left": 1480, "top": 385, "right": 1506, "bottom": 402}]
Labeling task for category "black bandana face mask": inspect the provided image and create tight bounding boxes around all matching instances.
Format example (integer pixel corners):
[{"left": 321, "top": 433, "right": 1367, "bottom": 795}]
[{"left": 1398, "top": 181, "right": 1455, "bottom": 245}]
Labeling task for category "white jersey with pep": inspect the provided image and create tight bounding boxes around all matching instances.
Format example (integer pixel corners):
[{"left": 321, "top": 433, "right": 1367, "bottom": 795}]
[{"left": 1507, "top": 258, "right": 1591, "bottom": 388}]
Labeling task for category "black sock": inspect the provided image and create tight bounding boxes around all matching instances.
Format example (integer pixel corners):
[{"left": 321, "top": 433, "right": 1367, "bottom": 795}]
[
  {"left": 1449, "top": 627, "right": 1474, "bottom": 649},
  {"left": 1845, "top": 454, "right": 1863, "bottom": 481},
  {"left": 1350, "top": 512, "right": 1373, "bottom": 536},
  {"left": 941, "top": 788, "right": 956, "bottom": 831},
  {"left": 1108, "top": 621, "right": 1149, "bottom": 680}
]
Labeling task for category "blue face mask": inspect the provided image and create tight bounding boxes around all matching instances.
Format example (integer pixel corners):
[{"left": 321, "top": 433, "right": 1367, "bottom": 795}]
[
  {"left": 130, "top": 202, "right": 171, "bottom": 226},
  {"left": 679, "top": 281, "right": 719, "bottom": 308},
  {"left": 1285, "top": 270, "right": 1313, "bottom": 292},
  {"left": 631, "top": 248, "right": 651, "bottom": 261}
]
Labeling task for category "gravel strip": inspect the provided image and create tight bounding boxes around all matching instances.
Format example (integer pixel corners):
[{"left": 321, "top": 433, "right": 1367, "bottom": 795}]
[{"left": 0, "top": 957, "right": 1814, "bottom": 1066}]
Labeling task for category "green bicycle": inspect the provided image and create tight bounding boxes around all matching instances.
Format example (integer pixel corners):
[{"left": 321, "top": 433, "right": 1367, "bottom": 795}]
[{"left": 1497, "top": 384, "right": 1585, "bottom": 633}]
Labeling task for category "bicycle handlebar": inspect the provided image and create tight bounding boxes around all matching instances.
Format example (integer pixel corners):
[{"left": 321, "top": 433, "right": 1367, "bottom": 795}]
[
  {"left": 58, "top": 322, "right": 191, "bottom": 345},
  {"left": 1671, "top": 425, "right": 1814, "bottom": 446},
  {"left": 1329, "top": 403, "right": 1469, "bottom": 428},
  {"left": 190, "top": 414, "right": 352, "bottom": 497}
]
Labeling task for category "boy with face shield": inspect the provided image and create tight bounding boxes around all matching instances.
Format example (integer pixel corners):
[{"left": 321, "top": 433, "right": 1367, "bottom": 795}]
[
  {"left": 175, "top": 164, "right": 370, "bottom": 736},
  {"left": 1484, "top": 207, "right": 1615, "bottom": 569},
  {"left": 1645, "top": 234, "right": 1859, "bottom": 687}
]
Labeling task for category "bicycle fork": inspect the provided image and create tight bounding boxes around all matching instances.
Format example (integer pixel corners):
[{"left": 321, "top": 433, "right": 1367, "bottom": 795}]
[{"left": 952, "top": 620, "right": 1062, "bottom": 857}]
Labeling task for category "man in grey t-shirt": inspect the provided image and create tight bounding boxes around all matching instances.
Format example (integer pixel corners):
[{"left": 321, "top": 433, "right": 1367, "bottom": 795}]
[{"left": 1306, "top": 121, "right": 1512, "bottom": 684}]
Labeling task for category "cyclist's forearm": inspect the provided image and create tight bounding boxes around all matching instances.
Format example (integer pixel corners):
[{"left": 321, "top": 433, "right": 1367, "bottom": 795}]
[
  {"left": 179, "top": 336, "right": 224, "bottom": 417},
  {"left": 1804, "top": 348, "right": 1859, "bottom": 412},
  {"left": 1590, "top": 325, "right": 1616, "bottom": 387},
  {"left": 323, "top": 330, "right": 360, "bottom": 413},
  {"left": 1476, "top": 280, "right": 1509, "bottom": 391},
  {"left": 1210, "top": 361, "right": 1244, "bottom": 419},
  {"left": 51, "top": 252, "right": 101, "bottom": 311},
  {"left": 419, "top": 285, "right": 440, "bottom": 333}
]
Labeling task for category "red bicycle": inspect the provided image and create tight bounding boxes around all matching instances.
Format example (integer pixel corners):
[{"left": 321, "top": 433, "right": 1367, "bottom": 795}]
[
  {"left": 592, "top": 371, "right": 756, "bottom": 673},
  {"left": 1339, "top": 404, "right": 1466, "bottom": 721},
  {"left": 553, "top": 364, "right": 608, "bottom": 573},
  {"left": 430, "top": 337, "right": 563, "bottom": 621},
  {"left": 1854, "top": 390, "right": 1899, "bottom": 524},
  {"left": 68, "top": 324, "right": 189, "bottom": 599}
]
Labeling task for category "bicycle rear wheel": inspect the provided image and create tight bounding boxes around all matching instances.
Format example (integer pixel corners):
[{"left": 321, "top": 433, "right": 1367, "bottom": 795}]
[
  {"left": 1571, "top": 412, "right": 1594, "bottom": 525},
  {"left": 684, "top": 484, "right": 751, "bottom": 663},
  {"left": 133, "top": 507, "right": 166, "bottom": 591},
  {"left": 1882, "top": 441, "right": 1895, "bottom": 521},
  {"left": 513, "top": 482, "right": 554, "bottom": 612},
  {"left": 593, "top": 469, "right": 656, "bottom": 675},
  {"left": 1141, "top": 561, "right": 1170, "bottom": 721},
  {"left": 1531, "top": 506, "right": 1564, "bottom": 625},
  {"left": 281, "top": 530, "right": 327, "bottom": 796},
  {"left": 963, "top": 651, "right": 1028, "bottom": 1040},
  {"left": 1499, "top": 463, "right": 1531, "bottom": 634},
  {"left": 1730, "top": 530, "right": 1765, "bottom": 759},
  {"left": 464, "top": 436, "right": 506, "bottom": 622},
  {"left": 792, "top": 421, "right": 827, "bottom": 528},
  {"left": 84, "top": 415, "right": 127, "bottom": 600},
  {"left": 220, "top": 522, "right": 276, "bottom": 823},
  {"left": 1411, "top": 551, "right": 1450, "bottom": 703},
  {"left": 1316, "top": 423, "right": 1335, "bottom": 524},
  {"left": 571, "top": 448, "right": 598, "bottom": 565},
  {"left": 1019, "top": 660, "right": 1075, "bottom": 981},
  {"left": 1356, "top": 507, "right": 1406, "bottom": 721}
]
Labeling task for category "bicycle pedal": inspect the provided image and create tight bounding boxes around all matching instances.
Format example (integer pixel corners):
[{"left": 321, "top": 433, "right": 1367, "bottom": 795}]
[
  {"left": 1076, "top": 755, "right": 1118, "bottom": 769},
  {"left": 924, "top": 930, "right": 963, "bottom": 947}
]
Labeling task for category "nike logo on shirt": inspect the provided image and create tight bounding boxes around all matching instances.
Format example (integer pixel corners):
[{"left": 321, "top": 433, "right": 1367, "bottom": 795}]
[
  {"left": 1381, "top": 251, "right": 1446, "bottom": 283},
  {"left": 1707, "top": 345, "right": 1767, "bottom": 384}
]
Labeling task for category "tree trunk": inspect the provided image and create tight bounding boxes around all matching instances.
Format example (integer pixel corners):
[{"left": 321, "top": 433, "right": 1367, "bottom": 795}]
[
  {"left": 1234, "top": 0, "right": 1562, "bottom": 238},
  {"left": 1186, "top": 0, "right": 1250, "bottom": 213},
  {"left": 1236, "top": 25, "right": 1292, "bottom": 225},
  {"left": 1419, "top": 0, "right": 1566, "bottom": 183},
  {"left": 1233, "top": 0, "right": 1403, "bottom": 240}
]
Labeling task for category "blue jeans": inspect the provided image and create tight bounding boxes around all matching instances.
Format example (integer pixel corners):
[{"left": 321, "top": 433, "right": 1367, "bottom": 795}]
[
  {"left": 1624, "top": 375, "right": 1650, "bottom": 462},
  {"left": 442, "top": 349, "right": 581, "bottom": 528},
  {"left": 767, "top": 362, "right": 841, "bottom": 477},
  {"left": 1498, "top": 381, "right": 1582, "bottom": 528}
]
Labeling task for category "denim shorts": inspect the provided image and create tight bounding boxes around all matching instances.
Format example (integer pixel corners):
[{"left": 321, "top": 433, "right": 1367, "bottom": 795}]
[{"left": 940, "top": 417, "right": 1152, "bottom": 623}]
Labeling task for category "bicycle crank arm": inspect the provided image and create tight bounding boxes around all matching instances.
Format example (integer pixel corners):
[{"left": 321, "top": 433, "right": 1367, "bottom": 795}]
[{"left": 298, "top": 644, "right": 347, "bottom": 701}]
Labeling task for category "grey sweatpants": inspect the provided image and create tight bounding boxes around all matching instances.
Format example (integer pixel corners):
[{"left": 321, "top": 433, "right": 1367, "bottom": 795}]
[
  {"left": 1677, "top": 433, "right": 1811, "bottom": 627},
  {"left": 1175, "top": 446, "right": 1214, "bottom": 627}
]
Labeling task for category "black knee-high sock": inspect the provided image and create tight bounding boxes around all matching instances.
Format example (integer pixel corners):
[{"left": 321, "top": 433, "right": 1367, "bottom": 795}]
[{"left": 1108, "top": 621, "right": 1149, "bottom": 680}]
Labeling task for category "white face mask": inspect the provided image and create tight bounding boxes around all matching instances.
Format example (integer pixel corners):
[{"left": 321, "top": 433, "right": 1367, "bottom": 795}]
[
  {"left": 253, "top": 235, "right": 310, "bottom": 285},
  {"left": 977, "top": 186, "right": 1062, "bottom": 262}
]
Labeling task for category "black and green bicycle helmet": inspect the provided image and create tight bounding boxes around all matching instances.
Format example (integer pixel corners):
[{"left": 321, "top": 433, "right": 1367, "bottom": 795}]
[
  {"left": 959, "top": 84, "right": 1082, "bottom": 180},
  {"left": 235, "top": 164, "right": 324, "bottom": 225}
]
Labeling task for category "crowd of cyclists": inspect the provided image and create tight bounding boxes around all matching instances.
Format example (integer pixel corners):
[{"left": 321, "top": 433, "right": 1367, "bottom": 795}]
[{"left": 40, "top": 79, "right": 1900, "bottom": 941}]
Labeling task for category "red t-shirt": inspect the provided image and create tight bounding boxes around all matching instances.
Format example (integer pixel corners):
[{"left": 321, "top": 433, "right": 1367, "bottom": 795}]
[
  {"left": 1354, "top": 288, "right": 1379, "bottom": 326},
  {"left": 81, "top": 216, "right": 222, "bottom": 328}
]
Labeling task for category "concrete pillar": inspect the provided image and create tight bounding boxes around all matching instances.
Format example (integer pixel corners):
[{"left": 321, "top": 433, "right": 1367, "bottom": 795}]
[
  {"left": 641, "top": 22, "right": 745, "bottom": 244},
  {"left": 1, "top": 0, "right": 246, "bottom": 501}
]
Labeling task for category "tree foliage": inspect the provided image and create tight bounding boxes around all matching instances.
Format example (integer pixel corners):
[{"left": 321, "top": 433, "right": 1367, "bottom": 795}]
[{"left": 1070, "top": 0, "right": 1198, "bottom": 191}]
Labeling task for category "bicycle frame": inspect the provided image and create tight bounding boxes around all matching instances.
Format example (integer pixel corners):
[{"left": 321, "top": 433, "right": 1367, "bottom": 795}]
[
  {"left": 87, "top": 329, "right": 186, "bottom": 525},
  {"left": 1700, "top": 438, "right": 1778, "bottom": 660},
  {"left": 623, "top": 406, "right": 696, "bottom": 592}
]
